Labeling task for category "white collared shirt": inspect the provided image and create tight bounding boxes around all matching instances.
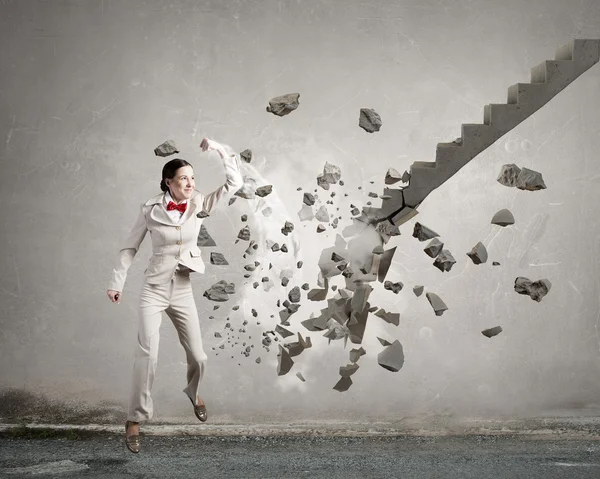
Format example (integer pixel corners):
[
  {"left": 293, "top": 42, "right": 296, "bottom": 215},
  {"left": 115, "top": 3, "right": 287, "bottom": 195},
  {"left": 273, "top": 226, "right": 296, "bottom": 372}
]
[{"left": 163, "top": 190, "right": 188, "bottom": 224}]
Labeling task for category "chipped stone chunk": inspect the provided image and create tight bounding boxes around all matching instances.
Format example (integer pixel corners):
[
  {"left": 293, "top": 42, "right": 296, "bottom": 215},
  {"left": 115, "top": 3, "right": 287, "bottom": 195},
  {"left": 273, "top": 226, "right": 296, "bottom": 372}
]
[
  {"left": 275, "top": 324, "right": 294, "bottom": 338},
  {"left": 296, "top": 372, "right": 306, "bottom": 382},
  {"left": 497, "top": 163, "right": 521, "bottom": 187},
  {"left": 237, "top": 226, "right": 251, "bottom": 241},
  {"left": 234, "top": 176, "right": 257, "bottom": 199},
  {"left": 210, "top": 252, "right": 229, "bottom": 265},
  {"left": 482, "top": 326, "right": 503, "bottom": 338},
  {"left": 266, "top": 93, "right": 300, "bottom": 116},
  {"left": 317, "top": 224, "right": 326, "bottom": 233},
  {"left": 374, "top": 308, "right": 400, "bottom": 326},
  {"left": 467, "top": 241, "right": 488, "bottom": 264},
  {"left": 303, "top": 192, "right": 316, "bottom": 206},
  {"left": 281, "top": 221, "right": 294, "bottom": 236},
  {"left": 413, "top": 285, "right": 424, "bottom": 297},
  {"left": 256, "top": 185, "right": 273, "bottom": 197},
  {"left": 413, "top": 222, "right": 440, "bottom": 242},
  {"left": 298, "top": 204, "right": 314, "bottom": 221},
  {"left": 385, "top": 167, "right": 402, "bottom": 185},
  {"left": 240, "top": 149, "right": 252, "bottom": 163},
  {"left": 433, "top": 249, "right": 456, "bottom": 272},
  {"left": 516, "top": 167, "right": 547, "bottom": 191},
  {"left": 424, "top": 238, "right": 444, "bottom": 258},
  {"left": 383, "top": 281, "right": 403, "bottom": 294},
  {"left": 377, "top": 337, "right": 392, "bottom": 347},
  {"left": 203, "top": 280, "right": 236, "bottom": 302},
  {"left": 288, "top": 286, "right": 301, "bottom": 303},
  {"left": 349, "top": 347, "right": 366, "bottom": 363},
  {"left": 154, "top": 139, "right": 178, "bottom": 157},
  {"left": 262, "top": 207, "right": 272, "bottom": 217},
  {"left": 425, "top": 292, "right": 447, "bottom": 316},
  {"left": 315, "top": 206, "right": 330, "bottom": 222},
  {"left": 197, "top": 224, "right": 216, "bottom": 247},
  {"left": 339, "top": 363, "right": 359, "bottom": 377},
  {"left": 514, "top": 277, "right": 551, "bottom": 302},
  {"left": 333, "top": 376, "right": 353, "bottom": 392},
  {"left": 377, "top": 339, "right": 404, "bottom": 372},
  {"left": 491, "top": 209, "right": 515, "bottom": 226},
  {"left": 359, "top": 108, "right": 382, "bottom": 133}
]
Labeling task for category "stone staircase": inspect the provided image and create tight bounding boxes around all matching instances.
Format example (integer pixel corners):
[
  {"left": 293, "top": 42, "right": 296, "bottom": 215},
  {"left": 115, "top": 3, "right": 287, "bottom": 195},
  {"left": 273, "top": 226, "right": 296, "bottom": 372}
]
[{"left": 366, "top": 39, "right": 600, "bottom": 228}]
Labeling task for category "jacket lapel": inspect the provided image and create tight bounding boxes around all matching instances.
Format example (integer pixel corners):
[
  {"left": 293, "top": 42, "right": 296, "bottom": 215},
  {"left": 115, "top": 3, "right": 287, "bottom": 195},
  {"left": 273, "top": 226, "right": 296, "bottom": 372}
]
[{"left": 146, "top": 190, "right": 201, "bottom": 227}]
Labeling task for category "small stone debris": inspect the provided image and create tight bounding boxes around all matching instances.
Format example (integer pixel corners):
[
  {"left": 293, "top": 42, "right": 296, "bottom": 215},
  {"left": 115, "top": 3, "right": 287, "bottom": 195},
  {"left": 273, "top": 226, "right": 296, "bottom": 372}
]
[
  {"left": 433, "top": 250, "right": 456, "bottom": 272},
  {"left": 385, "top": 167, "right": 403, "bottom": 185},
  {"left": 240, "top": 149, "right": 252, "bottom": 163},
  {"left": 482, "top": 326, "right": 503, "bottom": 338},
  {"left": 288, "top": 286, "right": 301, "bottom": 303},
  {"left": 210, "top": 252, "right": 229, "bottom": 265},
  {"left": 296, "top": 372, "right": 306, "bottom": 382},
  {"left": 301, "top": 283, "right": 310, "bottom": 291},
  {"left": 303, "top": 192, "right": 316, "bottom": 206},
  {"left": 374, "top": 308, "right": 400, "bottom": 326},
  {"left": 237, "top": 226, "right": 251, "bottom": 241},
  {"left": 228, "top": 197, "right": 237, "bottom": 206},
  {"left": 275, "top": 324, "right": 294, "bottom": 338},
  {"left": 317, "top": 224, "right": 326, "bottom": 233},
  {"left": 235, "top": 176, "right": 258, "bottom": 199},
  {"left": 492, "top": 261, "right": 500, "bottom": 266},
  {"left": 333, "top": 376, "right": 353, "bottom": 392},
  {"left": 516, "top": 167, "right": 546, "bottom": 191},
  {"left": 383, "top": 281, "right": 403, "bottom": 294},
  {"left": 377, "top": 340, "right": 404, "bottom": 372},
  {"left": 281, "top": 221, "right": 294, "bottom": 236},
  {"left": 359, "top": 108, "right": 382, "bottom": 133},
  {"left": 277, "top": 344, "right": 294, "bottom": 375},
  {"left": 298, "top": 204, "right": 314, "bottom": 221},
  {"left": 497, "top": 164, "right": 521, "bottom": 187},
  {"left": 255, "top": 357, "right": 261, "bottom": 364},
  {"left": 339, "top": 363, "right": 359, "bottom": 377},
  {"left": 281, "top": 244, "right": 288, "bottom": 253},
  {"left": 241, "top": 214, "right": 248, "bottom": 222},
  {"left": 197, "top": 224, "right": 217, "bottom": 247},
  {"left": 377, "top": 337, "right": 392, "bottom": 347},
  {"left": 491, "top": 209, "right": 515, "bottom": 226},
  {"left": 266, "top": 93, "right": 300, "bottom": 116},
  {"left": 315, "top": 206, "right": 330, "bottom": 222},
  {"left": 322, "top": 162, "right": 342, "bottom": 184},
  {"left": 256, "top": 185, "right": 273, "bottom": 197},
  {"left": 424, "top": 238, "right": 444, "bottom": 258},
  {"left": 514, "top": 277, "right": 552, "bottom": 302},
  {"left": 466, "top": 241, "right": 488, "bottom": 264},
  {"left": 154, "top": 139, "right": 179, "bottom": 157},
  {"left": 203, "top": 280, "right": 236, "bottom": 302},
  {"left": 425, "top": 292, "right": 448, "bottom": 316},
  {"left": 297, "top": 261, "right": 303, "bottom": 268},
  {"left": 413, "top": 285, "right": 424, "bottom": 297},
  {"left": 214, "top": 332, "right": 222, "bottom": 338},
  {"left": 349, "top": 347, "right": 366, "bottom": 363},
  {"left": 413, "top": 222, "right": 440, "bottom": 242},
  {"left": 262, "top": 207, "right": 273, "bottom": 217}
]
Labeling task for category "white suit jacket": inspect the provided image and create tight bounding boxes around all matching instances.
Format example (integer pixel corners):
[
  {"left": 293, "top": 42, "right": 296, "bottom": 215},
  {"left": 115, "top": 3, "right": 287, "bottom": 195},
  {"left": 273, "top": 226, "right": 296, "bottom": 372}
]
[{"left": 107, "top": 153, "right": 245, "bottom": 293}]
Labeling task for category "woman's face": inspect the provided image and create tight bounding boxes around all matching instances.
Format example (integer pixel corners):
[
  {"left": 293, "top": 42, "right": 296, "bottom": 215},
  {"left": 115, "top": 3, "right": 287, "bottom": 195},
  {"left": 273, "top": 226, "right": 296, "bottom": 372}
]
[{"left": 166, "top": 165, "right": 195, "bottom": 202}]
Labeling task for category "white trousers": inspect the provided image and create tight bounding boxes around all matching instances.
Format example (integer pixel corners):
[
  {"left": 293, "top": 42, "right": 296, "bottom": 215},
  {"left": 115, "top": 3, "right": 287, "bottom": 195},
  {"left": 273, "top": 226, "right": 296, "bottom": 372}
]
[{"left": 127, "top": 267, "right": 207, "bottom": 422}]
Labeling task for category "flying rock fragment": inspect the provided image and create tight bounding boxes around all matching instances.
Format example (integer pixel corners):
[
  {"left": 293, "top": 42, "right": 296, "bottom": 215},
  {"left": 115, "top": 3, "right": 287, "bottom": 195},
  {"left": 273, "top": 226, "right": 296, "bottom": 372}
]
[
  {"left": 424, "top": 238, "right": 444, "bottom": 258},
  {"left": 277, "top": 344, "right": 294, "bottom": 375},
  {"left": 466, "top": 242, "right": 488, "bottom": 264},
  {"left": 281, "top": 221, "right": 294, "bottom": 236},
  {"left": 237, "top": 226, "right": 251, "bottom": 241},
  {"left": 210, "top": 252, "right": 229, "bottom": 265},
  {"left": 377, "top": 337, "right": 392, "bottom": 347},
  {"left": 377, "top": 339, "right": 404, "bottom": 372},
  {"left": 266, "top": 93, "right": 300, "bottom": 116},
  {"left": 491, "top": 209, "right": 515, "bottom": 226},
  {"left": 303, "top": 192, "right": 316, "bottom": 205},
  {"left": 296, "top": 372, "right": 306, "bottom": 382},
  {"left": 234, "top": 176, "right": 257, "bottom": 199},
  {"left": 516, "top": 167, "right": 547, "bottom": 191},
  {"left": 425, "top": 292, "right": 448, "bottom": 316},
  {"left": 497, "top": 164, "right": 521, "bottom": 187},
  {"left": 383, "top": 281, "right": 403, "bottom": 294},
  {"left": 262, "top": 207, "right": 272, "bottom": 217},
  {"left": 413, "top": 222, "right": 440, "bottom": 242},
  {"left": 288, "top": 286, "right": 301, "bottom": 303},
  {"left": 197, "top": 224, "right": 217, "bottom": 247},
  {"left": 275, "top": 324, "right": 294, "bottom": 338},
  {"left": 385, "top": 167, "right": 403, "bottom": 185},
  {"left": 333, "top": 376, "right": 353, "bottom": 392},
  {"left": 349, "top": 347, "right": 366, "bottom": 363},
  {"left": 240, "top": 149, "right": 252, "bottom": 163},
  {"left": 154, "top": 139, "right": 179, "bottom": 157},
  {"left": 359, "top": 108, "right": 382, "bottom": 133},
  {"left": 413, "top": 285, "right": 424, "bottom": 297},
  {"left": 256, "top": 185, "right": 273, "bottom": 197},
  {"left": 374, "top": 308, "right": 400, "bottom": 326},
  {"left": 203, "top": 280, "right": 236, "bottom": 302},
  {"left": 433, "top": 250, "right": 456, "bottom": 272},
  {"left": 322, "top": 162, "right": 342, "bottom": 184},
  {"left": 298, "top": 205, "right": 314, "bottom": 221},
  {"left": 339, "top": 363, "right": 359, "bottom": 377},
  {"left": 514, "top": 277, "right": 551, "bottom": 302},
  {"left": 482, "top": 326, "right": 503, "bottom": 338}
]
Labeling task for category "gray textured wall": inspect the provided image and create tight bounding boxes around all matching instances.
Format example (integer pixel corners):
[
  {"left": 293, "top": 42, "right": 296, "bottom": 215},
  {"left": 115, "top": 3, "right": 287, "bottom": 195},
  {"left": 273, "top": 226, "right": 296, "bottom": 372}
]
[{"left": 1, "top": 0, "right": 599, "bottom": 424}]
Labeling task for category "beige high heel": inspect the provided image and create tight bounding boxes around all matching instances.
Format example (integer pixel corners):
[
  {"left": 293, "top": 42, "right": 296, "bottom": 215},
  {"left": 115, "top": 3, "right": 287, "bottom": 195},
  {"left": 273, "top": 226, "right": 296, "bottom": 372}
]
[{"left": 125, "top": 420, "right": 141, "bottom": 453}]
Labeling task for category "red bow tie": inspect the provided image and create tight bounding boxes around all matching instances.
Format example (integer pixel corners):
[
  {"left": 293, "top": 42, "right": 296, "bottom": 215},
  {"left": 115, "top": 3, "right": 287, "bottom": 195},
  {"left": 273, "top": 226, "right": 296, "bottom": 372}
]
[{"left": 167, "top": 201, "right": 187, "bottom": 213}]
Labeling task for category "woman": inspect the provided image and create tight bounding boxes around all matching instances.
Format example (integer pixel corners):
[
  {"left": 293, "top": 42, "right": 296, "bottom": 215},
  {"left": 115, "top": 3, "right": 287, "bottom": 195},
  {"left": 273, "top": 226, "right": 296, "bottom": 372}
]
[{"left": 106, "top": 137, "right": 245, "bottom": 453}]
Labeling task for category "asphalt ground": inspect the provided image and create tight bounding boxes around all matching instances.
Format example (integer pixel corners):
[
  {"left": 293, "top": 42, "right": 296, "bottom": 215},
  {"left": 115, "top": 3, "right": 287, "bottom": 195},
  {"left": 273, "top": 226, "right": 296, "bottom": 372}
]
[{"left": 1, "top": 425, "right": 600, "bottom": 478}]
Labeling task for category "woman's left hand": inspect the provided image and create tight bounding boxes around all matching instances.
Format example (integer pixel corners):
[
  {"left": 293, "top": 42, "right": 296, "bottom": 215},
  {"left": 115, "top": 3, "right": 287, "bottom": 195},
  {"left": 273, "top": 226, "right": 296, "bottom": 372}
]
[{"left": 200, "top": 138, "right": 221, "bottom": 152}]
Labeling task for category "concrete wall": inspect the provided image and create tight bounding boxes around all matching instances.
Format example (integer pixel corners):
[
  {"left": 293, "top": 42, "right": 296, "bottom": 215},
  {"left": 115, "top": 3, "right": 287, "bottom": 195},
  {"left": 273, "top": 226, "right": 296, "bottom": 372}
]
[{"left": 1, "top": 0, "right": 599, "bottom": 424}]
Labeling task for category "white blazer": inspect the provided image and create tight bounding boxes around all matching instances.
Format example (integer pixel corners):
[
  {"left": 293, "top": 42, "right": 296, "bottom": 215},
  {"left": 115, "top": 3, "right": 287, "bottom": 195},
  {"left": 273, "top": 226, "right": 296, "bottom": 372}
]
[{"left": 107, "top": 153, "right": 245, "bottom": 293}]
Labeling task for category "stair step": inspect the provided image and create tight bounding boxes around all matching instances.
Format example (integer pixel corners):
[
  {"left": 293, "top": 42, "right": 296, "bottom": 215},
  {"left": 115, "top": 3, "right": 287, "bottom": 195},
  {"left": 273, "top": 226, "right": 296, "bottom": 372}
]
[
  {"left": 556, "top": 39, "right": 600, "bottom": 63},
  {"left": 412, "top": 161, "right": 436, "bottom": 169},
  {"left": 506, "top": 82, "right": 547, "bottom": 105},
  {"left": 530, "top": 59, "right": 574, "bottom": 83},
  {"left": 483, "top": 103, "right": 527, "bottom": 128}
]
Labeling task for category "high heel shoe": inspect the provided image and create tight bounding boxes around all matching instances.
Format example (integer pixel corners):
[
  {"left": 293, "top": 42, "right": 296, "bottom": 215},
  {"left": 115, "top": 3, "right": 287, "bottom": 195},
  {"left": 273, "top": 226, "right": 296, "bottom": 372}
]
[
  {"left": 189, "top": 396, "right": 207, "bottom": 422},
  {"left": 125, "top": 420, "right": 141, "bottom": 453}
]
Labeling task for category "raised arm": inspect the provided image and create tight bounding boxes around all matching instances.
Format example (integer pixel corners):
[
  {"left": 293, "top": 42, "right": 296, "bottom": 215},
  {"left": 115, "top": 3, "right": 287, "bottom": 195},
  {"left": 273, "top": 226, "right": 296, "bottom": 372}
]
[
  {"left": 199, "top": 138, "right": 245, "bottom": 216},
  {"left": 107, "top": 203, "right": 149, "bottom": 293}
]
